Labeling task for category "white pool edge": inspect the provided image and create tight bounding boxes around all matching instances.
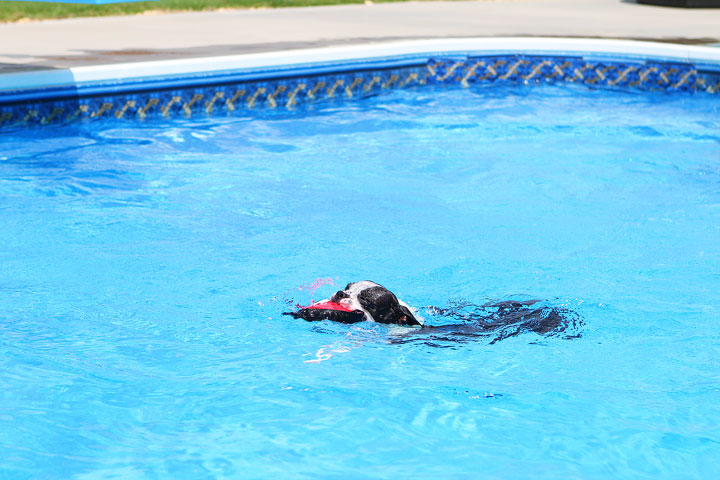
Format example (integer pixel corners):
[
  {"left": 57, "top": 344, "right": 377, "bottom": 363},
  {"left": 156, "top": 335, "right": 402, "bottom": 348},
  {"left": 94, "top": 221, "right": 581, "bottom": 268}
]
[{"left": 2, "top": 37, "right": 720, "bottom": 93}]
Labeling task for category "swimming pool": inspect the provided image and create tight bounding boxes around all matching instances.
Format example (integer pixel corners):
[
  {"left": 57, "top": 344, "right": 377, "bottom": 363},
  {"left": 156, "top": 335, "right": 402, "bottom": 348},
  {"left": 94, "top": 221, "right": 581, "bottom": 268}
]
[{"left": 1, "top": 39, "right": 719, "bottom": 478}]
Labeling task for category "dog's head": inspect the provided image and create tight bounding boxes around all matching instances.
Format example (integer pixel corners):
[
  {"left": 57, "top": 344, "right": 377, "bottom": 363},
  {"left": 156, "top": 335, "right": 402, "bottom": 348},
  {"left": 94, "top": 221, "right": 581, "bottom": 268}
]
[{"left": 330, "top": 281, "right": 422, "bottom": 326}]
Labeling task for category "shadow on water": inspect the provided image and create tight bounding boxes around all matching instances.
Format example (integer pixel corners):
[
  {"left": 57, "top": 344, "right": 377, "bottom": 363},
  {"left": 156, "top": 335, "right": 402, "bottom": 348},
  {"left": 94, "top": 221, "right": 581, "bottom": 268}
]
[{"left": 390, "top": 299, "right": 583, "bottom": 347}]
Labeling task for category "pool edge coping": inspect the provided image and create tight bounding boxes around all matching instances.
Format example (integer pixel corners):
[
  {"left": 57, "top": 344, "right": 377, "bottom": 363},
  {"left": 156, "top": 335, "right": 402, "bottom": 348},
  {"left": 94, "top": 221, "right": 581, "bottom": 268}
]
[{"left": 3, "top": 37, "right": 720, "bottom": 94}]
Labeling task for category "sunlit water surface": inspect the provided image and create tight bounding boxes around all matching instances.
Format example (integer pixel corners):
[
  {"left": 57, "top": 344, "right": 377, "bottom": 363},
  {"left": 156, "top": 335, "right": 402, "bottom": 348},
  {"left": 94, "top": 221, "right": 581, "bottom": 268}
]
[{"left": 1, "top": 85, "right": 719, "bottom": 478}]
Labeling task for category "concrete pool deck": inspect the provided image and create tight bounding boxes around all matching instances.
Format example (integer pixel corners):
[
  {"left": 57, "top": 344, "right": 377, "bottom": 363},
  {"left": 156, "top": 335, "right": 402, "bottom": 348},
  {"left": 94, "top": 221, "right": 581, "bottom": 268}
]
[{"left": 0, "top": 0, "right": 719, "bottom": 73}]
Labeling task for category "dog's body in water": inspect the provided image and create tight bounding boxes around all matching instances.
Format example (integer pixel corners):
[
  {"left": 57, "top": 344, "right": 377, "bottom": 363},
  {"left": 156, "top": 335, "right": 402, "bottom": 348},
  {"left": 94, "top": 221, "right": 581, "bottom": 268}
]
[{"left": 285, "top": 281, "right": 582, "bottom": 344}]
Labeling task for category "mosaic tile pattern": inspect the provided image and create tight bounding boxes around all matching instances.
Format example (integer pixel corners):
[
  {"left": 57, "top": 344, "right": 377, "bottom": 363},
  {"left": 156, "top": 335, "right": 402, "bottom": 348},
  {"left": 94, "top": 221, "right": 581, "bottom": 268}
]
[
  {"left": 0, "top": 65, "right": 429, "bottom": 129},
  {"left": 427, "top": 55, "right": 720, "bottom": 93},
  {"left": 1, "top": 55, "right": 718, "bottom": 129}
]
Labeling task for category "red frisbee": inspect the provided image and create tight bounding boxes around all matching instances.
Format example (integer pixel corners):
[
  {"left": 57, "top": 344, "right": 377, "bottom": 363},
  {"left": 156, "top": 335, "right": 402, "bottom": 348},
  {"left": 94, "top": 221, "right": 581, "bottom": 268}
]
[{"left": 303, "top": 301, "right": 353, "bottom": 312}]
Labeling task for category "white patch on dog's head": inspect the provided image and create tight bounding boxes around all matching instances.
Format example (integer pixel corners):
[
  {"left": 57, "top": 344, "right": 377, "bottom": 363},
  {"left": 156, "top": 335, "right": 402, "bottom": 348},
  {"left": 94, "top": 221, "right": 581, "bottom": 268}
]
[{"left": 330, "top": 281, "right": 378, "bottom": 321}]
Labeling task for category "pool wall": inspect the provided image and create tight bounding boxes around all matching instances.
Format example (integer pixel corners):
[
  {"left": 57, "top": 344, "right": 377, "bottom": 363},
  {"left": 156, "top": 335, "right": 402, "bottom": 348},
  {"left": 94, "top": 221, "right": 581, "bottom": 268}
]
[{"left": 1, "top": 38, "right": 719, "bottom": 128}]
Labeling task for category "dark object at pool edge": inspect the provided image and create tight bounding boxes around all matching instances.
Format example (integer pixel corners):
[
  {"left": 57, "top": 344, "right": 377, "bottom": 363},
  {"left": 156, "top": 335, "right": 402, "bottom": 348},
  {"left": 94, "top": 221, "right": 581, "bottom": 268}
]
[{"left": 637, "top": 0, "right": 720, "bottom": 8}]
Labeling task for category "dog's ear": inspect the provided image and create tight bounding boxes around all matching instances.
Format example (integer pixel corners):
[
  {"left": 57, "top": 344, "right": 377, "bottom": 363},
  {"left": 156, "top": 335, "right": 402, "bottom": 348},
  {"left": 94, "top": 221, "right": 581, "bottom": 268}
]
[
  {"left": 357, "top": 286, "right": 422, "bottom": 326},
  {"left": 357, "top": 286, "right": 394, "bottom": 323}
]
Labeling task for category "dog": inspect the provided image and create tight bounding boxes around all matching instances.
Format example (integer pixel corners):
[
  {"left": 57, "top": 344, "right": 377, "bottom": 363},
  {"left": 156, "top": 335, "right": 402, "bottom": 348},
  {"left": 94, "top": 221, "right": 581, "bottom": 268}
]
[
  {"left": 284, "top": 281, "right": 423, "bottom": 326},
  {"left": 284, "top": 280, "right": 582, "bottom": 344}
]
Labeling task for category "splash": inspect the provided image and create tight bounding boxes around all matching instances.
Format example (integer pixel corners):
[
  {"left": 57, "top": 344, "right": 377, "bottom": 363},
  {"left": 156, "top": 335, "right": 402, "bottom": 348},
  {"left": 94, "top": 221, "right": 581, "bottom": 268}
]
[
  {"left": 264, "top": 277, "right": 339, "bottom": 311},
  {"left": 298, "top": 277, "right": 337, "bottom": 304},
  {"left": 303, "top": 342, "right": 354, "bottom": 364}
]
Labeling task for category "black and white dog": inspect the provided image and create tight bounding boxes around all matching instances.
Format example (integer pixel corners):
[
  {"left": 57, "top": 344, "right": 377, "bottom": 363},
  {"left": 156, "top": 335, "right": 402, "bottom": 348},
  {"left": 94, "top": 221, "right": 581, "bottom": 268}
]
[
  {"left": 285, "top": 280, "right": 582, "bottom": 343},
  {"left": 285, "top": 281, "right": 422, "bottom": 326}
]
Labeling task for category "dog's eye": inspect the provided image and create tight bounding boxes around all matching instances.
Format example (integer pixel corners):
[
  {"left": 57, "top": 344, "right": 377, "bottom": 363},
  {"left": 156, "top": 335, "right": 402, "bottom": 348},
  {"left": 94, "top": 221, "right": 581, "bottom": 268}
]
[{"left": 331, "top": 290, "right": 349, "bottom": 301}]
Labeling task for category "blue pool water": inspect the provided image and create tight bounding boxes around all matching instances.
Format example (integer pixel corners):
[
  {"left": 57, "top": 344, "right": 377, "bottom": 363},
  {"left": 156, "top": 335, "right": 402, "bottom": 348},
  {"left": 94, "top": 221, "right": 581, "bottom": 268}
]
[{"left": 1, "top": 84, "right": 719, "bottom": 478}]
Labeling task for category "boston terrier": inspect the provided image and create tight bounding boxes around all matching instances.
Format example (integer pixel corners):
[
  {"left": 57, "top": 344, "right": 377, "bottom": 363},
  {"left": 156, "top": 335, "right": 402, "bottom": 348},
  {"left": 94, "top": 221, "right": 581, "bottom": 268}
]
[{"left": 285, "top": 281, "right": 423, "bottom": 326}]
